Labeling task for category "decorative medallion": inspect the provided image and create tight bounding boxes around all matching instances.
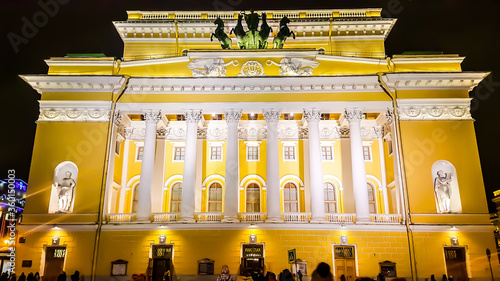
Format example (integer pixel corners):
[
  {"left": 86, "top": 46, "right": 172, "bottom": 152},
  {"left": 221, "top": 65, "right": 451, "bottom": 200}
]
[{"left": 240, "top": 61, "right": 265, "bottom": 76}]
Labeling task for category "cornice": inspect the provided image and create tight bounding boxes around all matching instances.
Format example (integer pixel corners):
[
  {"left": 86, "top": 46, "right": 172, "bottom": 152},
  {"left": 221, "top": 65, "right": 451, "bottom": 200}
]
[
  {"left": 316, "top": 54, "right": 388, "bottom": 65},
  {"left": 391, "top": 56, "right": 465, "bottom": 65},
  {"left": 20, "top": 75, "right": 127, "bottom": 94},
  {"left": 397, "top": 98, "right": 472, "bottom": 121},
  {"left": 120, "top": 56, "right": 190, "bottom": 67},
  {"left": 124, "top": 75, "right": 384, "bottom": 94},
  {"left": 38, "top": 101, "right": 112, "bottom": 122},
  {"left": 382, "top": 72, "right": 490, "bottom": 91},
  {"left": 45, "top": 58, "right": 116, "bottom": 67}
]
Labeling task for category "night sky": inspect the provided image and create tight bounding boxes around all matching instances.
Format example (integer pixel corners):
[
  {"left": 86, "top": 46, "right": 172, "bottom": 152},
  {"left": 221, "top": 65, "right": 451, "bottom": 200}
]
[{"left": 1, "top": 0, "right": 499, "bottom": 212}]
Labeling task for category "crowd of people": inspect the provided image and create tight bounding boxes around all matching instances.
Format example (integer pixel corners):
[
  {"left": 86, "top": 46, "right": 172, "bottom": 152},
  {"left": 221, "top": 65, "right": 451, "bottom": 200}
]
[
  {"left": 0, "top": 271, "right": 79, "bottom": 281},
  {"left": 216, "top": 262, "right": 455, "bottom": 281}
]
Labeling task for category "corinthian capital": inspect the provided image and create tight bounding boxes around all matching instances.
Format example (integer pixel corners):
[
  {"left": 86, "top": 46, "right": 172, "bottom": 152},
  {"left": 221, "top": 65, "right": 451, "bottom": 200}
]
[
  {"left": 303, "top": 108, "right": 321, "bottom": 122},
  {"left": 143, "top": 110, "right": 161, "bottom": 124},
  {"left": 385, "top": 108, "right": 394, "bottom": 124},
  {"left": 224, "top": 109, "right": 242, "bottom": 123},
  {"left": 113, "top": 111, "right": 122, "bottom": 126},
  {"left": 184, "top": 110, "right": 202, "bottom": 123},
  {"left": 263, "top": 109, "right": 281, "bottom": 122},
  {"left": 344, "top": 108, "right": 363, "bottom": 123}
]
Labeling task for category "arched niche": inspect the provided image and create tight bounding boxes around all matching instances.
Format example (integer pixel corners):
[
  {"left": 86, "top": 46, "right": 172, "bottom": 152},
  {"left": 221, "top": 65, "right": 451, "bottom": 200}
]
[
  {"left": 48, "top": 161, "right": 78, "bottom": 213},
  {"left": 431, "top": 160, "right": 462, "bottom": 213}
]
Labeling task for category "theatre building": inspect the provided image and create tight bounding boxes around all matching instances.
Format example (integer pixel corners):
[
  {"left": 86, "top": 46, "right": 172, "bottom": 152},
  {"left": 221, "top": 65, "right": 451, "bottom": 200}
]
[{"left": 17, "top": 8, "right": 498, "bottom": 281}]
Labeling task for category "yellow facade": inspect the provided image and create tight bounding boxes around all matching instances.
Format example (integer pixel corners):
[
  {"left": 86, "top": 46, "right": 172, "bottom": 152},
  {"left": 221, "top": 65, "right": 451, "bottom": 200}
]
[{"left": 17, "top": 8, "right": 498, "bottom": 281}]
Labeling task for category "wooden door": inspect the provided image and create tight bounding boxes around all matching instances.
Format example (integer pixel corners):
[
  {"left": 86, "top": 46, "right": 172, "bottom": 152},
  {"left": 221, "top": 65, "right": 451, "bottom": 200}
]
[
  {"left": 444, "top": 247, "right": 468, "bottom": 281},
  {"left": 43, "top": 247, "right": 66, "bottom": 281},
  {"left": 334, "top": 246, "right": 356, "bottom": 281}
]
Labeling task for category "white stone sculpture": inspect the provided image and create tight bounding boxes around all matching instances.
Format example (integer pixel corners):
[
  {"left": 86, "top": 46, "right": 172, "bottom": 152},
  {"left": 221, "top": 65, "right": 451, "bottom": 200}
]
[
  {"left": 266, "top": 58, "right": 319, "bottom": 76},
  {"left": 187, "top": 58, "right": 238, "bottom": 77},
  {"left": 55, "top": 171, "right": 76, "bottom": 212},
  {"left": 434, "top": 170, "right": 452, "bottom": 213}
]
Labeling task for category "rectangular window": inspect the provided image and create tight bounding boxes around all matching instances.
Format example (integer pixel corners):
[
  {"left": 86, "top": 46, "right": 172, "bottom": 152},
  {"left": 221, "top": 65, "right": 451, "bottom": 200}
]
[
  {"left": 363, "top": 146, "right": 371, "bottom": 161},
  {"left": 321, "top": 146, "right": 333, "bottom": 160},
  {"left": 247, "top": 146, "right": 259, "bottom": 161},
  {"left": 210, "top": 146, "right": 222, "bottom": 161},
  {"left": 136, "top": 146, "right": 144, "bottom": 161},
  {"left": 321, "top": 113, "right": 330, "bottom": 120},
  {"left": 176, "top": 115, "right": 185, "bottom": 121},
  {"left": 174, "top": 146, "right": 185, "bottom": 161},
  {"left": 284, "top": 146, "right": 296, "bottom": 161},
  {"left": 212, "top": 114, "right": 223, "bottom": 120},
  {"left": 248, "top": 113, "right": 257, "bottom": 120},
  {"left": 284, "top": 113, "right": 294, "bottom": 120}
]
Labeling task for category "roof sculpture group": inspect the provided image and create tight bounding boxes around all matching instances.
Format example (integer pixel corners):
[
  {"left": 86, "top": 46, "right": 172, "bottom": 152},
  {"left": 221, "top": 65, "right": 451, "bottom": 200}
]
[{"left": 210, "top": 10, "right": 295, "bottom": 49}]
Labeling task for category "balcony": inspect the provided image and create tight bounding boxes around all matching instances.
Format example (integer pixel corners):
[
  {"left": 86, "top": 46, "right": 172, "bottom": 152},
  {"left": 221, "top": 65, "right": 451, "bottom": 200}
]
[
  {"left": 282, "top": 212, "right": 310, "bottom": 223},
  {"left": 238, "top": 212, "right": 267, "bottom": 222},
  {"left": 371, "top": 214, "right": 402, "bottom": 224},
  {"left": 326, "top": 213, "right": 356, "bottom": 223},
  {"left": 105, "top": 212, "right": 402, "bottom": 225},
  {"left": 195, "top": 212, "right": 223, "bottom": 222},
  {"left": 152, "top": 213, "right": 180, "bottom": 223}
]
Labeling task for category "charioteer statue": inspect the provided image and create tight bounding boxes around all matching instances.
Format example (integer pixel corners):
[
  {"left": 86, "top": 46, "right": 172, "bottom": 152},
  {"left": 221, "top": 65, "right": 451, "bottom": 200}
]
[{"left": 212, "top": 11, "right": 294, "bottom": 49}]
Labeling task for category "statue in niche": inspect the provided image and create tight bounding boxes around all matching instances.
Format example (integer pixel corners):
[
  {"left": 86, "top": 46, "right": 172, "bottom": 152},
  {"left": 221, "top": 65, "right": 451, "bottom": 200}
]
[
  {"left": 54, "top": 171, "right": 76, "bottom": 212},
  {"left": 434, "top": 170, "right": 452, "bottom": 213}
]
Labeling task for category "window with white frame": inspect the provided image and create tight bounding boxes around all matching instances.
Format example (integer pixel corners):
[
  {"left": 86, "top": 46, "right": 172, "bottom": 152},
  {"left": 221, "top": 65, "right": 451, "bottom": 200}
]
[
  {"left": 363, "top": 145, "right": 372, "bottom": 161},
  {"left": 136, "top": 146, "right": 144, "bottom": 161},
  {"left": 246, "top": 183, "right": 260, "bottom": 212},
  {"left": 324, "top": 182, "right": 337, "bottom": 213},
  {"left": 170, "top": 182, "right": 182, "bottom": 212},
  {"left": 208, "top": 182, "right": 223, "bottom": 212},
  {"left": 282, "top": 142, "right": 297, "bottom": 161},
  {"left": 367, "top": 183, "right": 377, "bottom": 214},
  {"left": 174, "top": 146, "right": 185, "bottom": 161},
  {"left": 245, "top": 141, "right": 261, "bottom": 161},
  {"left": 209, "top": 142, "right": 223, "bottom": 161},
  {"left": 283, "top": 182, "right": 298, "bottom": 212},
  {"left": 321, "top": 146, "right": 333, "bottom": 160}
]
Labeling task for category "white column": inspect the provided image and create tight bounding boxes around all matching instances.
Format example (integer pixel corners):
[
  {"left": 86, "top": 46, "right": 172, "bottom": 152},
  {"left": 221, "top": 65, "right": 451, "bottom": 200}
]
[
  {"left": 386, "top": 109, "right": 404, "bottom": 217},
  {"left": 136, "top": 110, "right": 161, "bottom": 221},
  {"left": 376, "top": 127, "right": 390, "bottom": 214},
  {"left": 263, "top": 109, "right": 283, "bottom": 222},
  {"left": 118, "top": 137, "right": 130, "bottom": 213},
  {"left": 304, "top": 109, "right": 327, "bottom": 222},
  {"left": 223, "top": 109, "right": 242, "bottom": 222},
  {"left": 345, "top": 108, "right": 371, "bottom": 222},
  {"left": 104, "top": 111, "right": 121, "bottom": 214},
  {"left": 180, "top": 110, "right": 202, "bottom": 222}
]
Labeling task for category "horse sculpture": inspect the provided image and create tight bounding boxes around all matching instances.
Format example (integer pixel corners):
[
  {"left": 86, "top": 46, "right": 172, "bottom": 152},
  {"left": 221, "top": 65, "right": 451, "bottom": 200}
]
[
  {"left": 273, "top": 16, "right": 295, "bottom": 49},
  {"left": 258, "top": 12, "right": 272, "bottom": 49},
  {"left": 230, "top": 13, "right": 246, "bottom": 49},
  {"left": 211, "top": 17, "right": 232, "bottom": 49}
]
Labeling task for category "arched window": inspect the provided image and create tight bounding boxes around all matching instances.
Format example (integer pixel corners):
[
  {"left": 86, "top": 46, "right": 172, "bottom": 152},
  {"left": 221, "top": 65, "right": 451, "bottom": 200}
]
[
  {"left": 208, "top": 182, "right": 223, "bottom": 212},
  {"left": 170, "top": 182, "right": 182, "bottom": 212},
  {"left": 132, "top": 183, "right": 140, "bottom": 213},
  {"left": 246, "top": 183, "right": 260, "bottom": 212},
  {"left": 283, "top": 182, "right": 298, "bottom": 212},
  {"left": 324, "top": 182, "right": 337, "bottom": 213},
  {"left": 367, "top": 183, "right": 377, "bottom": 214}
]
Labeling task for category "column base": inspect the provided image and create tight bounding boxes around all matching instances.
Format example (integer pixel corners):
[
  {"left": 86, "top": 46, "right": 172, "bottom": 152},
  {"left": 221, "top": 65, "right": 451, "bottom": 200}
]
[
  {"left": 178, "top": 217, "right": 196, "bottom": 223},
  {"left": 221, "top": 217, "right": 239, "bottom": 223},
  {"left": 265, "top": 216, "right": 284, "bottom": 223}
]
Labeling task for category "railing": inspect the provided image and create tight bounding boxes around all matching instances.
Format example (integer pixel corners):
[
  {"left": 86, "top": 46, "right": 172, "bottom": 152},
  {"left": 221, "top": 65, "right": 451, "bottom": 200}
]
[
  {"left": 282, "top": 212, "right": 310, "bottom": 223},
  {"left": 238, "top": 212, "right": 267, "bottom": 222},
  {"left": 371, "top": 214, "right": 402, "bottom": 224},
  {"left": 107, "top": 213, "right": 136, "bottom": 223},
  {"left": 326, "top": 213, "right": 356, "bottom": 223},
  {"left": 152, "top": 213, "right": 179, "bottom": 223},
  {"left": 196, "top": 212, "right": 223, "bottom": 222}
]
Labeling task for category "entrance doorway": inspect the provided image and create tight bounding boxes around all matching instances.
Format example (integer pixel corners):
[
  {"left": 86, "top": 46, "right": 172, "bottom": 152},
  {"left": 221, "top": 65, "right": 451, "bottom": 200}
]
[
  {"left": 150, "top": 244, "right": 174, "bottom": 281},
  {"left": 43, "top": 246, "right": 66, "bottom": 281},
  {"left": 333, "top": 246, "right": 356, "bottom": 281},
  {"left": 444, "top": 247, "right": 468, "bottom": 281},
  {"left": 240, "top": 244, "right": 265, "bottom": 276}
]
